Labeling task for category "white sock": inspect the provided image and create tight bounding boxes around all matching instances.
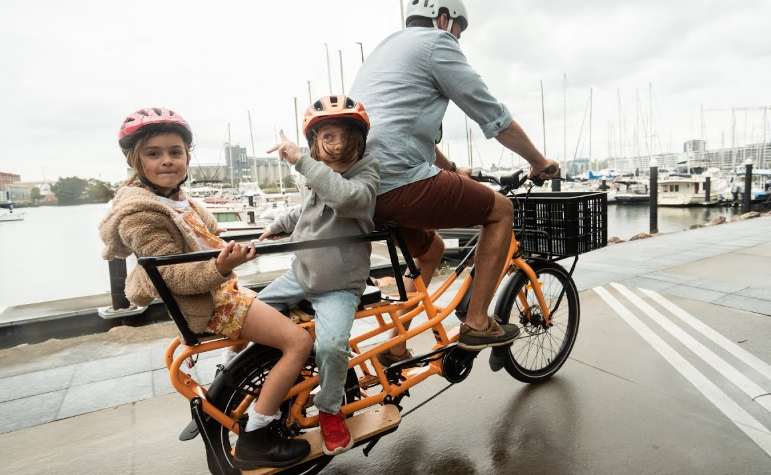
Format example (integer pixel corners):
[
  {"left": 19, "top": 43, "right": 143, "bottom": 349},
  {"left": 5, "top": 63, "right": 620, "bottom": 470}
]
[
  {"left": 245, "top": 407, "right": 281, "bottom": 432},
  {"left": 220, "top": 350, "right": 238, "bottom": 366}
]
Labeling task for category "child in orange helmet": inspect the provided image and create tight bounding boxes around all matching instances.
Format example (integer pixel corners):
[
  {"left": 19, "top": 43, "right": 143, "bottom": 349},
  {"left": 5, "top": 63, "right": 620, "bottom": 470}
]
[{"left": 257, "top": 95, "right": 379, "bottom": 456}]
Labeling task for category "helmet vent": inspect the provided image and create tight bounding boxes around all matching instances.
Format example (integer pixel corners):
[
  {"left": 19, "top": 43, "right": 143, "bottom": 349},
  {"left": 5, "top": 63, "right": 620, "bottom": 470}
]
[
  {"left": 313, "top": 100, "right": 324, "bottom": 111},
  {"left": 152, "top": 108, "right": 162, "bottom": 115}
]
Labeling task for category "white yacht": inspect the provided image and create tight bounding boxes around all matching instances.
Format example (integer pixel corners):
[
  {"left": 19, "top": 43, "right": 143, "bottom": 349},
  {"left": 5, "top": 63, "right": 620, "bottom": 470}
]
[
  {"left": 0, "top": 208, "right": 25, "bottom": 222},
  {"left": 658, "top": 163, "right": 730, "bottom": 206}
]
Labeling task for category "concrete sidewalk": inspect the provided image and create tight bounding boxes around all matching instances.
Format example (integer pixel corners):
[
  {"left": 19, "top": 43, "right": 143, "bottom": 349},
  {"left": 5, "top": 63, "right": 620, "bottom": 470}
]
[{"left": 1, "top": 215, "right": 770, "bottom": 438}]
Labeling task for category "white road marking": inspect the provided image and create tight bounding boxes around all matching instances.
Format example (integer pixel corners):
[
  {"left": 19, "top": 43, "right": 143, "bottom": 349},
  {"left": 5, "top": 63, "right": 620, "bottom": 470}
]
[
  {"left": 611, "top": 283, "right": 771, "bottom": 414},
  {"left": 640, "top": 288, "right": 771, "bottom": 383},
  {"left": 594, "top": 286, "right": 771, "bottom": 458}
]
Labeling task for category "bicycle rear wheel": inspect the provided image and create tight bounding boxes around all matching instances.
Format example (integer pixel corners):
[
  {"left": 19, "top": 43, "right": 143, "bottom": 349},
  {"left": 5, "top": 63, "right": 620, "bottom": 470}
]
[
  {"left": 204, "top": 345, "right": 332, "bottom": 475},
  {"left": 497, "top": 260, "right": 579, "bottom": 383}
]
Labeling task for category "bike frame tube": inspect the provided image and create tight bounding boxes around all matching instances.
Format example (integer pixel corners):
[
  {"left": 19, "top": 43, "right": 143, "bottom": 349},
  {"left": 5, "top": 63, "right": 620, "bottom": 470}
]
[{"left": 164, "top": 338, "right": 248, "bottom": 434}]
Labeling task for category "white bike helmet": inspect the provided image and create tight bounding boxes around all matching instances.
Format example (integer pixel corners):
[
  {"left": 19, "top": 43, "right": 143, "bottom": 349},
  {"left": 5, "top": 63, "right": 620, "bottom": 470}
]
[{"left": 405, "top": 0, "right": 469, "bottom": 32}]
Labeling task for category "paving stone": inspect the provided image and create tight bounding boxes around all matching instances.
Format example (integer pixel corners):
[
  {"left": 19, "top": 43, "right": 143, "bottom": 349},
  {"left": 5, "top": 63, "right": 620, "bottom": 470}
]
[
  {"left": 58, "top": 372, "right": 153, "bottom": 419},
  {"left": 151, "top": 368, "right": 177, "bottom": 397},
  {"left": 0, "top": 390, "right": 65, "bottom": 434},
  {"left": 617, "top": 276, "right": 677, "bottom": 292},
  {"left": 734, "top": 287, "right": 771, "bottom": 301},
  {"left": 714, "top": 294, "right": 771, "bottom": 316},
  {"left": 645, "top": 272, "right": 701, "bottom": 284},
  {"left": 686, "top": 279, "right": 749, "bottom": 294},
  {"left": 0, "top": 365, "right": 75, "bottom": 403},
  {"left": 70, "top": 351, "right": 152, "bottom": 386},
  {"left": 663, "top": 285, "right": 727, "bottom": 303}
]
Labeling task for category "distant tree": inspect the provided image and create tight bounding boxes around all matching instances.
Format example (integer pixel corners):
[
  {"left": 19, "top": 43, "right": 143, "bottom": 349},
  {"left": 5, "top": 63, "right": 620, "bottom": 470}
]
[
  {"left": 30, "top": 187, "right": 41, "bottom": 203},
  {"left": 86, "top": 179, "right": 114, "bottom": 202},
  {"left": 50, "top": 176, "right": 88, "bottom": 205},
  {"left": 282, "top": 175, "right": 296, "bottom": 189}
]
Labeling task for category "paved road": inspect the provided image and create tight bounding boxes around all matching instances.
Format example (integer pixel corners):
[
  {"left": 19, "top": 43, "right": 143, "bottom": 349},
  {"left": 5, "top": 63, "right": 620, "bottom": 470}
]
[{"left": 1, "top": 216, "right": 770, "bottom": 474}]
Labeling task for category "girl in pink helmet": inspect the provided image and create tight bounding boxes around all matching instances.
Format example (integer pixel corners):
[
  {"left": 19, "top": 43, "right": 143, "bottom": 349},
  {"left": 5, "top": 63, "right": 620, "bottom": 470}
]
[{"left": 99, "top": 107, "right": 312, "bottom": 470}]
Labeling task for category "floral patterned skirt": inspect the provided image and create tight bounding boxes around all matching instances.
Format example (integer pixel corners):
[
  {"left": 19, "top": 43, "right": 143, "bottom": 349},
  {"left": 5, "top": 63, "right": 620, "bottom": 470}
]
[{"left": 206, "top": 278, "right": 257, "bottom": 339}]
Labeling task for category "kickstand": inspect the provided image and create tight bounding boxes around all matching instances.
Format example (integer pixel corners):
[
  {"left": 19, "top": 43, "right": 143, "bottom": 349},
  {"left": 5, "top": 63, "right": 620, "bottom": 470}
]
[
  {"left": 191, "top": 397, "right": 238, "bottom": 475},
  {"left": 362, "top": 427, "right": 398, "bottom": 457},
  {"left": 362, "top": 436, "right": 381, "bottom": 457}
]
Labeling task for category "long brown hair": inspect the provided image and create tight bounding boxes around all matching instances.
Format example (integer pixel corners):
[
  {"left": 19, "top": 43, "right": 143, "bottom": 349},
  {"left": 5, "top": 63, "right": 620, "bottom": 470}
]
[{"left": 308, "top": 120, "right": 366, "bottom": 168}]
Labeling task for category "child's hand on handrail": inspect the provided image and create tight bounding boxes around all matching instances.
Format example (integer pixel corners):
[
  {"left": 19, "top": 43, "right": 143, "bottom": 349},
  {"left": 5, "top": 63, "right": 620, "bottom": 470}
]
[
  {"left": 257, "top": 229, "right": 287, "bottom": 242},
  {"left": 215, "top": 240, "right": 258, "bottom": 276}
]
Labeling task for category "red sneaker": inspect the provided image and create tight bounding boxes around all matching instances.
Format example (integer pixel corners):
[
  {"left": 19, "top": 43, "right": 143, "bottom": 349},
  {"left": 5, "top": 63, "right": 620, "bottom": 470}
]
[{"left": 319, "top": 410, "right": 353, "bottom": 455}]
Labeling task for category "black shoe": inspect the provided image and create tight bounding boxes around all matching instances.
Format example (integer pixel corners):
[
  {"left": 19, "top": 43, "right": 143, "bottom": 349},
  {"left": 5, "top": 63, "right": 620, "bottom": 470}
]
[
  {"left": 458, "top": 316, "right": 520, "bottom": 351},
  {"left": 233, "top": 420, "right": 311, "bottom": 470}
]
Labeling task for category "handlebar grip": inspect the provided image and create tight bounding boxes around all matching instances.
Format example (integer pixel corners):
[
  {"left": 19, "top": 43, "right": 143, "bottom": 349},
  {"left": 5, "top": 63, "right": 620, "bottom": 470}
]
[{"left": 530, "top": 165, "right": 558, "bottom": 187}]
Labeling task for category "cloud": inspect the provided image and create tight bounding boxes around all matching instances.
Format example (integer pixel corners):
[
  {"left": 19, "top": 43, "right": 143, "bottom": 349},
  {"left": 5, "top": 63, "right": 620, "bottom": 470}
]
[{"left": 1, "top": 0, "right": 769, "bottom": 182}]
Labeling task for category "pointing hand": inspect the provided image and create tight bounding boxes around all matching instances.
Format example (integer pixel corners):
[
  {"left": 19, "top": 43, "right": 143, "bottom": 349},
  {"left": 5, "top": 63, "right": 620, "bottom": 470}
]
[{"left": 266, "top": 129, "right": 302, "bottom": 165}]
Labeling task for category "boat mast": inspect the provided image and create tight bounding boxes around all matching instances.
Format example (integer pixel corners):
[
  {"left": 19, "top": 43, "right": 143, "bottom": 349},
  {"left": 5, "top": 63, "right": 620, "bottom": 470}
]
[
  {"left": 618, "top": 88, "right": 623, "bottom": 172},
  {"left": 324, "top": 43, "right": 333, "bottom": 95},
  {"left": 338, "top": 49, "right": 345, "bottom": 94},
  {"left": 247, "top": 111, "right": 259, "bottom": 185},
  {"left": 540, "top": 79, "right": 546, "bottom": 157},
  {"left": 563, "top": 73, "right": 567, "bottom": 166},
  {"left": 589, "top": 86, "right": 593, "bottom": 163},
  {"left": 228, "top": 123, "right": 233, "bottom": 187}
]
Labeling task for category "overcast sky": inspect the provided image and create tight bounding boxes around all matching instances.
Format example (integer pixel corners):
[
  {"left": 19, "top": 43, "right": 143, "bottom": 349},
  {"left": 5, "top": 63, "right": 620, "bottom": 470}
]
[{"left": 1, "top": 0, "right": 769, "bottom": 184}]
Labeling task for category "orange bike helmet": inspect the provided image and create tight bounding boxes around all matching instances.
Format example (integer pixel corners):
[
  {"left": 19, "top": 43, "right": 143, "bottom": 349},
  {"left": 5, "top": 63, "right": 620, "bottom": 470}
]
[{"left": 302, "top": 95, "right": 370, "bottom": 143}]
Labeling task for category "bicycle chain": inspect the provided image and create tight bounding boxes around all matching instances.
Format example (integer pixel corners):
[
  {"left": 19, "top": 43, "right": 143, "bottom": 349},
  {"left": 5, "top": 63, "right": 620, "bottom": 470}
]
[{"left": 401, "top": 382, "right": 455, "bottom": 418}]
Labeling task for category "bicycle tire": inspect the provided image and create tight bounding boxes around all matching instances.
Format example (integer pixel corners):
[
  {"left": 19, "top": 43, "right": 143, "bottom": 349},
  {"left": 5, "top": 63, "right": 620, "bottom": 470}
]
[
  {"left": 204, "top": 344, "right": 333, "bottom": 475},
  {"left": 496, "top": 260, "right": 580, "bottom": 383}
]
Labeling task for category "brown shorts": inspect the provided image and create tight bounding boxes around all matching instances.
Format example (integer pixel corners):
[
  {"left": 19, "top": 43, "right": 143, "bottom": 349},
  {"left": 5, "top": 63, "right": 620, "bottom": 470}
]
[{"left": 374, "top": 171, "right": 496, "bottom": 258}]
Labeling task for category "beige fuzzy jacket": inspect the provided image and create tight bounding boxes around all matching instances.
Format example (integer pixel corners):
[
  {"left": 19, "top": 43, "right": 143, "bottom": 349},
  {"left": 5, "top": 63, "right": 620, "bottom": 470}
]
[{"left": 99, "top": 185, "right": 230, "bottom": 333}]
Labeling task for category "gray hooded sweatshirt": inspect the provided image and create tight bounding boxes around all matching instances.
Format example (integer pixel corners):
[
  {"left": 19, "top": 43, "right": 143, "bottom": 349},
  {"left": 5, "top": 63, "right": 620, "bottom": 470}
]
[{"left": 268, "top": 152, "right": 379, "bottom": 296}]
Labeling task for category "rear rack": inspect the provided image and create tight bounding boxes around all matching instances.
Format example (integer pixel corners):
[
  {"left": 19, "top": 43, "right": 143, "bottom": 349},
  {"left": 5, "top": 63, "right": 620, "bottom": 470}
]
[{"left": 137, "top": 228, "right": 417, "bottom": 345}]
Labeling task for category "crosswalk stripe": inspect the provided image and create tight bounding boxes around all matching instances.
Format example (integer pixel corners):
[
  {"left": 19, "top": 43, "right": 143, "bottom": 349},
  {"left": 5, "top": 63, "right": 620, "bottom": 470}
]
[
  {"left": 593, "top": 286, "right": 771, "bottom": 458},
  {"left": 640, "top": 288, "right": 771, "bottom": 383},
  {"left": 611, "top": 283, "right": 771, "bottom": 414}
]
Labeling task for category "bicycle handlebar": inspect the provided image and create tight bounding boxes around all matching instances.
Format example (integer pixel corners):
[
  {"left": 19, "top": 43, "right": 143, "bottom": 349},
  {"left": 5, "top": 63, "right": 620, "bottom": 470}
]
[{"left": 470, "top": 165, "right": 557, "bottom": 194}]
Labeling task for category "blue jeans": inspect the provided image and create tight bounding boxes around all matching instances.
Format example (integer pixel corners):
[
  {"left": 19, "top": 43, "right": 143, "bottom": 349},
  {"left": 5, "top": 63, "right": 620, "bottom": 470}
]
[{"left": 257, "top": 268, "right": 360, "bottom": 414}]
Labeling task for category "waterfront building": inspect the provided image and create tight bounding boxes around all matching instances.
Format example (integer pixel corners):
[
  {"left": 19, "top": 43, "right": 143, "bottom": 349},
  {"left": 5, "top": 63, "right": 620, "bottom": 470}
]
[
  {"left": 186, "top": 146, "right": 306, "bottom": 189},
  {"left": 600, "top": 142, "right": 771, "bottom": 175}
]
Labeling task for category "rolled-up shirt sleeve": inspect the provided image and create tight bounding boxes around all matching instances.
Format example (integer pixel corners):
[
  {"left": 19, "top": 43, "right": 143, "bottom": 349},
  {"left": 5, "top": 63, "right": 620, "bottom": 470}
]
[{"left": 430, "top": 33, "right": 513, "bottom": 139}]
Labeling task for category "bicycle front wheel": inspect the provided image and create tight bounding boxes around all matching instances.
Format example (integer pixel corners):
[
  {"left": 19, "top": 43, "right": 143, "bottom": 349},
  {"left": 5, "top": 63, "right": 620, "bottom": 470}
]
[{"left": 498, "top": 260, "right": 580, "bottom": 383}]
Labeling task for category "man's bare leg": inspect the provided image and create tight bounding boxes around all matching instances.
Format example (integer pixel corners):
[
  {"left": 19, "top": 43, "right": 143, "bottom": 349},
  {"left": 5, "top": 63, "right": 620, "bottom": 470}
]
[
  {"left": 464, "top": 193, "right": 514, "bottom": 330},
  {"left": 383, "top": 233, "right": 445, "bottom": 357}
]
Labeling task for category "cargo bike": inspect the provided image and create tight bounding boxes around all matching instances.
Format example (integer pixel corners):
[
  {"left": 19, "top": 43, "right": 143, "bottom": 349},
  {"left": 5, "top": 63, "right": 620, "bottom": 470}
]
[{"left": 138, "top": 170, "right": 607, "bottom": 474}]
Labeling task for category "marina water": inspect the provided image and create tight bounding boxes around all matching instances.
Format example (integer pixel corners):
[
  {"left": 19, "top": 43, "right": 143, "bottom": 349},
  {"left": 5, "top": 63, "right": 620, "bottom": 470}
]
[{"left": 0, "top": 202, "right": 756, "bottom": 309}]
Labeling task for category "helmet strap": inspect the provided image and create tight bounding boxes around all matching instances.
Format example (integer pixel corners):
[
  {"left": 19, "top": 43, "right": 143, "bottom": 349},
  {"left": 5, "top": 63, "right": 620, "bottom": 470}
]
[
  {"left": 138, "top": 174, "right": 189, "bottom": 199},
  {"left": 432, "top": 15, "right": 454, "bottom": 32}
]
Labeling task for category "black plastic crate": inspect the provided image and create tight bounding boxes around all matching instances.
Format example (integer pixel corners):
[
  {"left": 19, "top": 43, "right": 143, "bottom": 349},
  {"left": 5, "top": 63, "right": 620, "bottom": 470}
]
[{"left": 511, "top": 191, "right": 607, "bottom": 257}]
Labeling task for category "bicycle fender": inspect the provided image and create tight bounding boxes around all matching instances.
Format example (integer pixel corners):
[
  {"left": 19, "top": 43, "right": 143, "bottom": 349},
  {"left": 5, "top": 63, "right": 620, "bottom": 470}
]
[
  {"left": 489, "top": 259, "right": 542, "bottom": 372},
  {"left": 206, "top": 343, "right": 281, "bottom": 402},
  {"left": 492, "top": 259, "right": 542, "bottom": 324}
]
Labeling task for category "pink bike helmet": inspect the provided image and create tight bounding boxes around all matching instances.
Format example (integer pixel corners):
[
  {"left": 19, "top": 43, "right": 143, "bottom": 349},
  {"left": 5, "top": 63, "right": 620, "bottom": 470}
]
[{"left": 118, "top": 107, "right": 192, "bottom": 154}]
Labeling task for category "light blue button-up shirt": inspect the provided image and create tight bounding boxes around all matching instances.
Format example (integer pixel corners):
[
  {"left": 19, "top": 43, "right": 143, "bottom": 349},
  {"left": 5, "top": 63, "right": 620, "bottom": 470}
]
[{"left": 349, "top": 27, "right": 513, "bottom": 195}]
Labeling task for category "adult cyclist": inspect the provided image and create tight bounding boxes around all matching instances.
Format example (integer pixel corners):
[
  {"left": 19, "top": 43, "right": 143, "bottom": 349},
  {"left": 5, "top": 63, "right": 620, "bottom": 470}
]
[{"left": 349, "top": 0, "right": 560, "bottom": 362}]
